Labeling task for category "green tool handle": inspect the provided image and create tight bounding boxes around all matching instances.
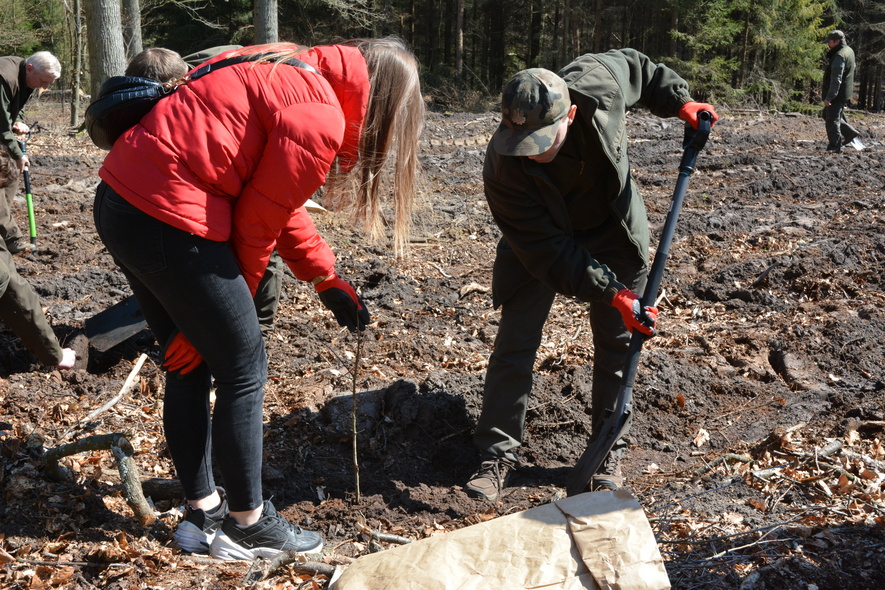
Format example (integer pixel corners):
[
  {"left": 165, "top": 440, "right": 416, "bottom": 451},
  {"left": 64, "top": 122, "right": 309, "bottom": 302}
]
[
  {"left": 18, "top": 140, "right": 36, "bottom": 245},
  {"left": 25, "top": 185, "right": 36, "bottom": 245}
]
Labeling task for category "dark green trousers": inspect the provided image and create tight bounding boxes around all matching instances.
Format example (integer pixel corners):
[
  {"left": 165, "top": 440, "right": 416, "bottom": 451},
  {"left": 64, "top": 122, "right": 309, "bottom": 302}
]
[
  {"left": 0, "top": 182, "right": 24, "bottom": 245},
  {"left": 474, "top": 221, "right": 647, "bottom": 463},
  {"left": 0, "top": 241, "right": 63, "bottom": 366}
]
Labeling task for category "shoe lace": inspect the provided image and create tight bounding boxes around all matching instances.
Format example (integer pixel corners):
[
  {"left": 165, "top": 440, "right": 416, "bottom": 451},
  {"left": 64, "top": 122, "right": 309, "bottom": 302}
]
[
  {"left": 279, "top": 517, "right": 304, "bottom": 535},
  {"left": 477, "top": 459, "right": 511, "bottom": 482},
  {"left": 597, "top": 453, "right": 620, "bottom": 476},
  {"left": 265, "top": 499, "right": 305, "bottom": 535}
]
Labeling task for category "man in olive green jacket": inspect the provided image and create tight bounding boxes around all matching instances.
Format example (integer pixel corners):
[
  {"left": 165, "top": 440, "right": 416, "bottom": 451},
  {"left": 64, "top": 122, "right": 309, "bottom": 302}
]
[
  {"left": 466, "top": 49, "right": 718, "bottom": 501},
  {"left": 0, "top": 51, "right": 60, "bottom": 254},
  {"left": 822, "top": 30, "right": 861, "bottom": 152}
]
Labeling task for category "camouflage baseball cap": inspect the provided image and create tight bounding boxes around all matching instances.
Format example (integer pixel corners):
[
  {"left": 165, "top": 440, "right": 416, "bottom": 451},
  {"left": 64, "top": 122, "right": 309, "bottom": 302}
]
[
  {"left": 493, "top": 68, "right": 570, "bottom": 156},
  {"left": 825, "top": 30, "right": 845, "bottom": 43}
]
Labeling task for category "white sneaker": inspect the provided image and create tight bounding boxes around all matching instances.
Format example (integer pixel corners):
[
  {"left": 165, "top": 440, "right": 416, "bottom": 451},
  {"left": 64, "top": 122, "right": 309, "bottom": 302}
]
[{"left": 847, "top": 137, "right": 866, "bottom": 151}]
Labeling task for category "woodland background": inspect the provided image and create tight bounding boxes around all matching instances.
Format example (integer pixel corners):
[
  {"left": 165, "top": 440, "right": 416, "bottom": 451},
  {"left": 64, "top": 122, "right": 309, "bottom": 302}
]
[{"left": 1, "top": 0, "right": 885, "bottom": 116}]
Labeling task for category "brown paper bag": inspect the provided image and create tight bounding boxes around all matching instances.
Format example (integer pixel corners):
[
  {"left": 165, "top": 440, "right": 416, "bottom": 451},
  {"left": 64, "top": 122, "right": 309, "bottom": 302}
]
[{"left": 329, "top": 489, "right": 670, "bottom": 589}]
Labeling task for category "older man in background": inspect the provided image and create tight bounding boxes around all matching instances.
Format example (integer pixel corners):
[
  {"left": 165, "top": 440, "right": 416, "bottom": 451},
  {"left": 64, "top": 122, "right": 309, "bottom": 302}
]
[{"left": 0, "top": 51, "right": 61, "bottom": 253}]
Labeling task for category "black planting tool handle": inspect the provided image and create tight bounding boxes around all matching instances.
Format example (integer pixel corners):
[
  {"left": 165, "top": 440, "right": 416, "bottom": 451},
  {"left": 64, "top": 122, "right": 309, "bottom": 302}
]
[{"left": 566, "top": 111, "right": 713, "bottom": 496}]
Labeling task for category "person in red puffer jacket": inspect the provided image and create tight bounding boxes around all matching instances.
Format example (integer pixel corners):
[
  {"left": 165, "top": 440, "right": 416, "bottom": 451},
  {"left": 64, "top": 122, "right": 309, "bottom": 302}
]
[{"left": 92, "top": 37, "right": 424, "bottom": 560}]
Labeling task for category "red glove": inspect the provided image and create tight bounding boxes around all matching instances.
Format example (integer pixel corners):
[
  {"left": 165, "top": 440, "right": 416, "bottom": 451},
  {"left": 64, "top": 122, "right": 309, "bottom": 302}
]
[
  {"left": 314, "top": 273, "right": 371, "bottom": 331},
  {"left": 611, "top": 289, "right": 658, "bottom": 337},
  {"left": 678, "top": 102, "right": 719, "bottom": 129},
  {"left": 163, "top": 331, "right": 203, "bottom": 375}
]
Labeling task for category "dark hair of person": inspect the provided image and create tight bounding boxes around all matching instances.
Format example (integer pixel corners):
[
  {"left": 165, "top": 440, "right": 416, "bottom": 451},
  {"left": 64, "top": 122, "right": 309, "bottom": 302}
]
[{"left": 125, "top": 48, "right": 188, "bottom": 83}]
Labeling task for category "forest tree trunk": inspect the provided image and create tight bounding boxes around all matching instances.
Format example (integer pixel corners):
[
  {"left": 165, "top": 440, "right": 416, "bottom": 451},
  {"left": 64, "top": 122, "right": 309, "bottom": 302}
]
[
  {"left": 84, "top": 0, "right": 127, "bottom": 98},
  {"left": 121, "top": 0, "right": 142, "bottom": 60},
  {"left": 254, "top": 0, "right": 279, "bottom": 44}
]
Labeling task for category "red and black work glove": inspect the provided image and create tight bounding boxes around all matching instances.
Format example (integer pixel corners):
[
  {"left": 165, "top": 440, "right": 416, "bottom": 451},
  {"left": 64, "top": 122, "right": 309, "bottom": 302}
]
[
  {"left": 163, "top": 331, "right": 203, "bottom": 375},
  {"left": 678, "top": 101, "right": 719, "bottom": 129},
  {"left": 611, "top": 289, "right": 658, "bottom": 337},
  {"left": 314, "top": 273, "right": 371, "bottom": 332}
]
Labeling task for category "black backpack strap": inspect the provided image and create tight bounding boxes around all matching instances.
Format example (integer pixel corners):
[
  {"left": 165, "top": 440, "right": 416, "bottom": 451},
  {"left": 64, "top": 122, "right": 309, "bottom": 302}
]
[{"left": 187, "top": 52, "right": 318, "bottom": 81}]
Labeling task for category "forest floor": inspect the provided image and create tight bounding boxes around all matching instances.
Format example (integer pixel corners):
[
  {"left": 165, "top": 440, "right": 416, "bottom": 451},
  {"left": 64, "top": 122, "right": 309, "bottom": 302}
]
[{"left": 0, "top": 96, "right": 883, "bottom": 590}]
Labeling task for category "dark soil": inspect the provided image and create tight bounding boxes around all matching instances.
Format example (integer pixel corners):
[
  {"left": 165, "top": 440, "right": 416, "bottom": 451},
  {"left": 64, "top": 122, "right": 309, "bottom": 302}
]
[{"left": 1, "top": 97, "right": 883, "bottom": 589}]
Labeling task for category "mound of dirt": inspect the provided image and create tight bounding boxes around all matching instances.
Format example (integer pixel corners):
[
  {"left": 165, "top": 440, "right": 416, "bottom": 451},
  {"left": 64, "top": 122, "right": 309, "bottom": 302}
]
[{"left": 1, "top": 100, "right": 883, "bottom": 589}]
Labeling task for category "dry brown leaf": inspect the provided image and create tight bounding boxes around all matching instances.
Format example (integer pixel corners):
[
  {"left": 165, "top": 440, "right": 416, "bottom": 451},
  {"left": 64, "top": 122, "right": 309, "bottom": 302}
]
[
  {"left": 871, "top": 439, "right": 884, "bottom": 460},
  {"left": 676, "top": 393, "right": 685, "bottom": 410},
  {"left": 788, "top": 525, "right": 814, "bottom": 538},
  {"left": 723, "top": 512, "right": 744, "bottom": 525},
  {"left": 747, "top": 498, "right": 767, "bottom": 511},
  {"left": 860, "top": 468, "right": 878, "bottom": 480},
  {"left": 49, "top": 566, "right": 76, "bottom": 585},
  {"left": 459, "top": 282, "right": 489, "bottom": 298},
  {"left": 0, "top": 547, "right": 13, "bottom": 564},
  {"left": 693, "top": 428, "right": 710, "bottom": 447},
  {"left": 836, "top": 473, "right": 855, "bottom": 495}
]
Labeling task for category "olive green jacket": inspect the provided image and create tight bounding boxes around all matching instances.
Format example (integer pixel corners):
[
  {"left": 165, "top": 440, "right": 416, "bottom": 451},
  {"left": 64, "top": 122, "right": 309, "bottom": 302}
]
[
  {"left": 823, "top": 43, "right": 855, "bottom": 104},
  {"left": 0, "top": 56, "right": 32, "bottom": 161},
  {"left": 483, "top": 48, "right": 692, "bottom": 307}
]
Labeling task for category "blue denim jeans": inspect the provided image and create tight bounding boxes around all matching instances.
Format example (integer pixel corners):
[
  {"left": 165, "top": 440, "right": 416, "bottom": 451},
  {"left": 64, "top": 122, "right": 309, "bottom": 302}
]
[{"left": 93, "top": 181, "right": 266, "bottom": 512}]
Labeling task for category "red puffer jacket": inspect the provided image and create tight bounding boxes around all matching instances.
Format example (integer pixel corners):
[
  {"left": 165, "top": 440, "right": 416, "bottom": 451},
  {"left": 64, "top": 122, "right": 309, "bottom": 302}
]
[{"left": 99, "top": 44, "right": 370, "bottom": 293}]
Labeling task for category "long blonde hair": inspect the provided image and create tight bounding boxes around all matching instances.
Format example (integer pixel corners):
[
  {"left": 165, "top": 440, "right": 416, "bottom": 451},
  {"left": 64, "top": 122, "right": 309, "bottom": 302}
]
[
  {"left": 343, "top": 36, "right": 424, "bottom": 254},
  {"left": 237, "top": 38, "right": 424, "bottom": 253}
]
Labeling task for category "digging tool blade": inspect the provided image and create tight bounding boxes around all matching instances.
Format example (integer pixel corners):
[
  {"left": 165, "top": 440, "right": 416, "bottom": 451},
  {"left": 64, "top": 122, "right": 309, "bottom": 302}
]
[
  {"left": 85, "top": 295, "right": 148, "bottom": 352},
  {"left": 566, "top": 111, "right": 713, "bottom": 497}
]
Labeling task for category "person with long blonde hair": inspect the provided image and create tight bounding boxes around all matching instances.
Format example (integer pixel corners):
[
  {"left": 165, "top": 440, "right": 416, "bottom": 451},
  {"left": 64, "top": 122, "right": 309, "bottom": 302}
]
[{"left": 92, "top": 37, "right": 423, "bottom": 560}]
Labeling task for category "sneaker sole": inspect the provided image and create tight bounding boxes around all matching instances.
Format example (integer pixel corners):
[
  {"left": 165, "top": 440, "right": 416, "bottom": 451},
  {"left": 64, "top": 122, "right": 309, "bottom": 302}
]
[
  {"left": 209, "top": 531, "right": 324, "bottom": 561},
  {"left": 174, "top": 520, "right": 216, "bottom": 554}
]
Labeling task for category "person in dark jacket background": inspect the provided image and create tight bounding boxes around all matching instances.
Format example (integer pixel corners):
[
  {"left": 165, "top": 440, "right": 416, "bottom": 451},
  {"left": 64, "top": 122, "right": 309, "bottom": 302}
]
[
  {"left": 465, "top": 50, "right": 718, "bottom": 502},
  {"left": 0, "top": 51, "right": 61, "bottom": 254},
  {"left": 822, "top": 30, "right": 862, "bottom": 152}
]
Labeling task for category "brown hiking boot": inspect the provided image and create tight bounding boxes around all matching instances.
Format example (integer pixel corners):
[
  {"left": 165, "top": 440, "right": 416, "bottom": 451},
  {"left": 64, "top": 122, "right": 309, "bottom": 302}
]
[
  {"left": 7, "top": 238, "right": 35, "bottom": 254},
  {"left": 589, "top": 453, "right": 624, "bottom": 491},
  {"left": 465, "top": 458, "right": 515, "bottom": 502}
]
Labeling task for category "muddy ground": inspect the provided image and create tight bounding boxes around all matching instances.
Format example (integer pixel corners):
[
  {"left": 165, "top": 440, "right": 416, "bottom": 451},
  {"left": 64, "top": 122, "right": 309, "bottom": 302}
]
[{"left": 0, "top": 96, "right": 883, "bottom": 589}]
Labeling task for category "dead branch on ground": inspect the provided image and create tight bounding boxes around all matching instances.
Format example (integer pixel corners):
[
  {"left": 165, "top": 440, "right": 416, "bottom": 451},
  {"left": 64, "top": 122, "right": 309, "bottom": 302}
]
[
  {"left": 44, "top": 432, "right": 155, "bottom": 525},
  {"left": 355, "top": 520, "right": 413, "bottom": 546},
  {"left": 59, "top": 353, "right": 148, "bottom": 441},
  {"left": 242, "top": 555, "right": 334, "bottom": 584}
]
